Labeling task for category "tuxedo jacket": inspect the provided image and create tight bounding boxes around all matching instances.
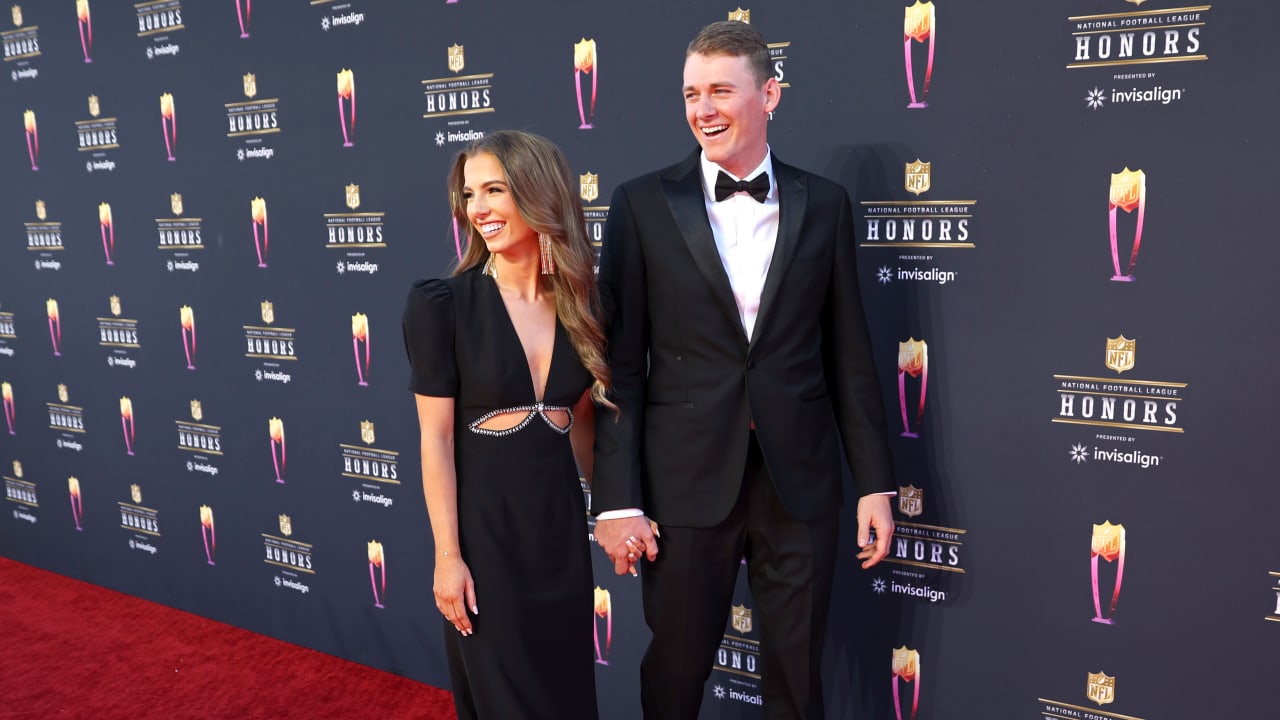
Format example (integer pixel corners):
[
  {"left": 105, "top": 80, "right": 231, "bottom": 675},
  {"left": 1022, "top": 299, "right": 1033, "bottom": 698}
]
[{"left": 593, "top": 150, "right": 895, "bottom": 527}]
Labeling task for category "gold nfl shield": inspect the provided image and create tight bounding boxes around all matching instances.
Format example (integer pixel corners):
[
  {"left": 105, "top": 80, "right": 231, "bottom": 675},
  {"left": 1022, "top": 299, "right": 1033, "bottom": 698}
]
[
  {"left": 88, "top": 95, "right": 100, "bottom": 118},
  {"left": 898, "top": 485, "right": 923, "bottom": 518},
  {"left": 12, "top": 5, "right": 22, "bottom": 27},
  {"left": 12, "top": 460, "right": 22, "bottom": 479},
  {"left": 730, "top": 604, "right": 752, "bottom": 634},
  {"left": 898, "top": 338, "right": 926, "bottom": 376},
  {"left": 728, "top": 7, "right": 750, "bottom": 23},
  {"left": 1109, "top": 168, "right": 1145, "bottom": 213},
  {"left": 905, "top": 160, "right": 931, "bottom": 196},
  {"left": 190, "top": 399, "right": 202, "bottom": 422},
  {"left": 1105, "top": 336, "right": 1135, "bottom": 374},
  {"left": 360, "top": 420, "right": 375, "bottom": 445},
  {"left": 345, "top": 184, "right": 360, "bottom": 210},
  {"left": 109, "top": 295, "right": 121, "bottom": 317},
  {"left": 1086, "top": 671, "right": 1115, "bottom": 706},
  {"left": 892, "top": 646, "right": 920, "bottom": 680},
  {"left": 260, "top": 301, "right": 274, "bottom": 325},
  {"left": 243, "top": 73, "right": 257, "bottom": 99},
  {"left": 278, "top": 514, "right": 292, "bottom": 537},
  {"left": 170, "top": 193, "right": 184, "bottom": 216},
  {"left": 130, "top": 484, "right": 141, "bottom": 504},
  {"left": 1091, "top": 521, "right": 1124, "bottom": 561},
  {"left": 57, "top": 383, "right": 68, "bottom": 403},
  {"left": 35, "top": 199, "right": 46, "bottom": 220},
  {"left": 447, "top": 44, "right": 465, "bottom": 73},
  {"left": 579, "top": 173, "right": 598, "bottom": 203}
]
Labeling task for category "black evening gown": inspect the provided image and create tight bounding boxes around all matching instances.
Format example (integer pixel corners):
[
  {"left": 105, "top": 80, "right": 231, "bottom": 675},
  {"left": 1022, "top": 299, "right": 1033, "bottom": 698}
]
[{"left": 402, "top": 269, "right": 598, "bottom": 720}]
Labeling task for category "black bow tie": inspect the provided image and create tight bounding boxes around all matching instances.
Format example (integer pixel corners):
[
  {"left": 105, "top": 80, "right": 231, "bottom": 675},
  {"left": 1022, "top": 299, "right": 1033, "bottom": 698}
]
[{"left": 714, "top": 171, "right": 770, "bottom": 202}]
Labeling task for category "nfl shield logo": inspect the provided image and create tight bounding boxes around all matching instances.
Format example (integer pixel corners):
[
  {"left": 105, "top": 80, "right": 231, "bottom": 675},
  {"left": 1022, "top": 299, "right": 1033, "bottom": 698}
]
[
  {"left": 892, "top": 646, "right": 920, "bottom": 681},
  {"left": 260, "top": 301, "right": 274, "bottom": 325},
  {"left": 730, "top": 604, "right": 752, "bottom": 634},
  {"left": 346, "top": 184, "right": 361, "bottom": 210},
  {"left": 243, "top": 73, "right": 257, "bottom": 99},
  {"left": 1109, "top": 168, "right": 1145, "bottom": 213},
  {"left": 898, "top": 485, "right": 923, "bottom": 518},
  {"left": 58, "top": 384, "right": 68, "bottom": 403},
  {"left": 88, "top": 95, "right": 100, "bottom": 118},
  {"left": 905, "top": 160, "right": 931, "bottom": 196},
  {"left": 12, "top": 5, "right": 22, "bottom": 27},
  {"left": 728, "top": 8, "right": 750, "bottom": 23},
  {"left": 12, "top": 460, "right": 22, "bottom": 478},
  {"left": 1086, "top": 671, "right": 1115, "bottom": 706},
  {"left": 361, "top": 420, "right": 376, "bottom": 445},
  {"left": 130, "top": 484, "right": 141, "bottom": 504},
  {"left": 579, "top": 173, "right": 598, "bottom": 203},
  {"left": 190, "top": 399, "right": 202, "bottom": 422},
  {"left": 35, "top": 200, "right": 46, "bottom": 220},
  {"left": 109, "top": 295, "right": 121, "bottom": 317},
  {"left": 448, "top": 45, "right": 465, "bottom": 73},
  {"left": 278, "top": 514, "right": 292, "bottom": 537},
  {"left": 1104, "top": 336, "right": 1135, "bottom": 374},
  {"left": 171, "top": 193, "right": 184, "bottom": 216}
]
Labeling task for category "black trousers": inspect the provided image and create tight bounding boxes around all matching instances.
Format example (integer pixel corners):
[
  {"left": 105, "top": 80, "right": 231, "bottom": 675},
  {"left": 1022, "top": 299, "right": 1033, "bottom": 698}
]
[{"left": 639, "top": 432, "right": 839, "bottom": 719}]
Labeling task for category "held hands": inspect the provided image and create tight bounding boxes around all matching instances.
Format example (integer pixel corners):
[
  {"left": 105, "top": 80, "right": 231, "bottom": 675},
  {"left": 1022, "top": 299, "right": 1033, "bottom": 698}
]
[
  {"left": 594, "top": 515, "right": 659, "bottom": 576},
  {"left": 855, "top": 493, "right": 894, "bottom": 569},
  {"left": 434, "top": 553, "right": 478, "bottom": 636}
]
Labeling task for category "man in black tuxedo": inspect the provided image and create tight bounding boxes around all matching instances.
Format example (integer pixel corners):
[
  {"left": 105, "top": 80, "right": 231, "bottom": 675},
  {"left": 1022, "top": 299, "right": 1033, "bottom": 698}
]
[{"left": 592, "top": 20, "right": 896, "bottom": 719}]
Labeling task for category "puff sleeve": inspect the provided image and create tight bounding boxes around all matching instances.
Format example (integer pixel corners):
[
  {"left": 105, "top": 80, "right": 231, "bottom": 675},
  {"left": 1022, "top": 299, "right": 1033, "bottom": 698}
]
[{"left": 402, "top": 279, "right": 458, "bottom": 397}]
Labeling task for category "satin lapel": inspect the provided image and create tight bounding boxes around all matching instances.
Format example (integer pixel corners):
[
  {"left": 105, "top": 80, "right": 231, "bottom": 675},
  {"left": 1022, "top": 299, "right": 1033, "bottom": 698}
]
[
  {"left": 661, "top": 154, "right": 746, "bottom": 342},
  {"left": 751, "top": 158, "right": 807, "bottom": 351}
]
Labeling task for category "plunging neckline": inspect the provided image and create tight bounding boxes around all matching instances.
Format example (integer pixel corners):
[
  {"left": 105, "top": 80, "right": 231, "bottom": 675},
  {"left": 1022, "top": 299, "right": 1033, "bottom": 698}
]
[{"left": 485, "top": 274, "right": 559, "bottom": 403}]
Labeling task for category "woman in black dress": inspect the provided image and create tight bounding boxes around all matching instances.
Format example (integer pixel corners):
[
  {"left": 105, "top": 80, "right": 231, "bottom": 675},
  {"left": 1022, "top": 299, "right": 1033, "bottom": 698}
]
[{"left": 402, "top": 131, "right": 613, "bottom": 719}]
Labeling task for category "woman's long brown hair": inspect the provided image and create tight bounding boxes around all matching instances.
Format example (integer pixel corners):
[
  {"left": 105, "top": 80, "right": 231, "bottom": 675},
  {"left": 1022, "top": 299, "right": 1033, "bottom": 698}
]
[{"left": 447, "top": 130, "right": 615, "bottom": 411}]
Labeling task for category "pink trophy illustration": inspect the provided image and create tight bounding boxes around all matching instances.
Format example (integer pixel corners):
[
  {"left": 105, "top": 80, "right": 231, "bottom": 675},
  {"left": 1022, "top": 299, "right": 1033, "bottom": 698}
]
[
  {"left": 2, "top": 382, "right": 14, "bottom": 435},
  {"left": 119, "top": 397, "right": 135, "bottom": 456},
  {"left": 574, "top": 39, "right": 598, "bottom": 129},
  {"left": 368, "top": 541, "right": 386, "bottom": 608},
  {"left": 352, "top": 313, "right": 370, "bottom": 386},
  {"left": 46, "top": 299, "right": 61, "bottom": 357},
  {"left": 200, "top": 505, "right": 216, "bottom": 565},
  {"left": 99, "top": 203, "right": 115, "bottom": 265},
  {"left": 903, "top": 1, "right": 935, "bottom": 108},
  {"left": 77, "top": 0, "right": 93, "bottom": 63},
  {"left": 337, "top": 69, "right": 356, "bottom": 147},
  {"left": 892, "top": 646, "right": 921, "bottom": 720},
  {"left": 180, "top": 306, "right": 197, "bottom": 370},
  {"left": 235, "top": 0, "right": 251, "bottom": 38},
  {"left": 251, "top": 197, "right": 269, "bottom": 267},
  {"left": 269, "top": 417, "right": 285, "bottom": 483},
  {"left": 24, "top": 110, "right": 39, "bottom": 170},
  {"left": 1090, "top": 521, "right": 1126, "bottom": 624},
  {"left": 897, "top": 338, "right": 928, "bottom": 438},
  {"left": 69, "top": 476, "right": 84, "bottom": 531},
  {"left": 1108, "top": 168, "right": 1146, "bottom": 282},
  {"left": 160, "top": 93, "right": 177, "bottom": 161},
  {"left": 593, "top": 587, "right": 612, "bottom": 665}
]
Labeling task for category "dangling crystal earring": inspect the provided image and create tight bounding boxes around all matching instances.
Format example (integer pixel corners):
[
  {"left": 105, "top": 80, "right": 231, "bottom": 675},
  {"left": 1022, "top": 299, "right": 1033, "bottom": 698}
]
[
  {"left": 483, "top": 253, "right": 498, "bottom": 279},
  {"left": 539, "top": 234, "right": 556, "bottom": 276}
]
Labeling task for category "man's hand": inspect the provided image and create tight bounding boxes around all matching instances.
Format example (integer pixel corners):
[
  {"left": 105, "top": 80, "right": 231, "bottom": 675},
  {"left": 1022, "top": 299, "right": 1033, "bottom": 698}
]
[
  {"left": 594, "top": 515, "right": 659, "bottom": 576},
  {"left": 855, "top": 494, "right": 894, "bottom": 569}
]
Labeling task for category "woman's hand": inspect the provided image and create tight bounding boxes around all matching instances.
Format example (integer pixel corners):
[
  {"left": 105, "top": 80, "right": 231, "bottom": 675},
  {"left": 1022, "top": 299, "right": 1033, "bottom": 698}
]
[{"left": 434, "top": 554, "right": 478, "bottom": 636}]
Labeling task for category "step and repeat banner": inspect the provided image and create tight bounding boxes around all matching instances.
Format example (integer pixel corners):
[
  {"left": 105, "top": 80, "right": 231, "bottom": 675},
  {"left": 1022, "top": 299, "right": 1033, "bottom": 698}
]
[{"left": 1, "top": 1, "right": 1275, "bottom": 718}]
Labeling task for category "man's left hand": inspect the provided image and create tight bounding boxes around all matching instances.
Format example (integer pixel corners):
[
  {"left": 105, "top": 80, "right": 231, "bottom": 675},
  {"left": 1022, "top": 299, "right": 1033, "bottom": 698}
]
[{"left": 855, "top": 494, "right": 894, "bottom": 569}]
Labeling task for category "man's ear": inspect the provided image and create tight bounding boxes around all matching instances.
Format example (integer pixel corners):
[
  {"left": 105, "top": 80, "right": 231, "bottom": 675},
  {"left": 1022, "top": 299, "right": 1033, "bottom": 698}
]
[{"left": 763, "top": 77, "right": 781, "bottom": 114}]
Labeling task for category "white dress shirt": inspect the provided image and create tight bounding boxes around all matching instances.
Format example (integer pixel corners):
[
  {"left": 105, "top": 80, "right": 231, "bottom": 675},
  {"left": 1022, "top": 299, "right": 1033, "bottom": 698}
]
[{"left": 699, "top": 150, "right": 778, "bottom": 342}]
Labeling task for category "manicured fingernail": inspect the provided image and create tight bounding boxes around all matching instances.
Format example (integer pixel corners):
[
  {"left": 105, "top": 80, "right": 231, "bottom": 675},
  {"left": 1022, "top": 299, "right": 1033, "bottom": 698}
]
[{"left": 471, "top": 605, "right": 479, "bottom": 614}]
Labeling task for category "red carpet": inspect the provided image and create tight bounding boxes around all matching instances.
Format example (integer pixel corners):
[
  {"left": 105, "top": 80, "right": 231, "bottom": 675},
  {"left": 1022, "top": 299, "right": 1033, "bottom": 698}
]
[{"left": 0, "top": 556, "right": 457, "bottom": 720}]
